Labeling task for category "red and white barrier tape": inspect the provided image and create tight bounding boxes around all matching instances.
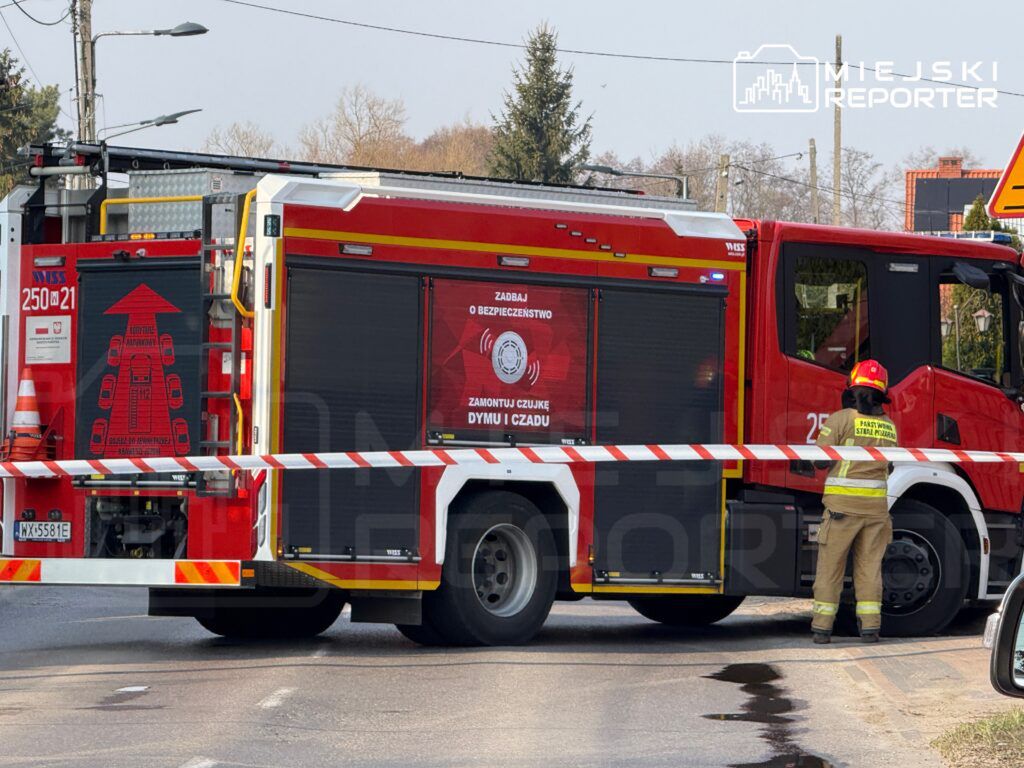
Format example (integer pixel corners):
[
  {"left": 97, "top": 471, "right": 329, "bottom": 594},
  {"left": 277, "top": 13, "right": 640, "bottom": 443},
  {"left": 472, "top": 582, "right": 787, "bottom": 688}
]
[{"left": 1, "top": 443, "right": 1022, "bottom": 479}]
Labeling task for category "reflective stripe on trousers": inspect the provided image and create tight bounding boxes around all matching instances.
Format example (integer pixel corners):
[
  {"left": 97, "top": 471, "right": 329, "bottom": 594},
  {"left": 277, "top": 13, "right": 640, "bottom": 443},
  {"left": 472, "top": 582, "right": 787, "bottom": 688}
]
[
  {"left": 813, "top": 600, "right": 838, "bottom": 616},
  {"left": 856, "top": 601, "right": 882, "bottom": 615}
]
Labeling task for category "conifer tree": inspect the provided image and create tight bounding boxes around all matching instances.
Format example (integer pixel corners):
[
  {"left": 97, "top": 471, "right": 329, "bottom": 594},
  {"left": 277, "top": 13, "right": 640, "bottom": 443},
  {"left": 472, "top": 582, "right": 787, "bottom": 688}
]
[
  {"left": 489, "top": 25, "right": 591, "bottom": 183},
  {"left": 1, "top": 49, "right": 67, "bottom": 196}
]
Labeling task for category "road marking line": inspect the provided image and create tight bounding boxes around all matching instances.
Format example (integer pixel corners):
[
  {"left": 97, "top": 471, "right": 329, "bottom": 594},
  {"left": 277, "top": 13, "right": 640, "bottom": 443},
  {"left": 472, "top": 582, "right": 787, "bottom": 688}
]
[
  {"left": 178, "top": 758, "right": 219, "bottom": 768},
  {"left": 257, "top": 687, "right": 295, "bottom": 709},
  {"left": 115, "top": 686, "right": 149, "bottom": 693}
]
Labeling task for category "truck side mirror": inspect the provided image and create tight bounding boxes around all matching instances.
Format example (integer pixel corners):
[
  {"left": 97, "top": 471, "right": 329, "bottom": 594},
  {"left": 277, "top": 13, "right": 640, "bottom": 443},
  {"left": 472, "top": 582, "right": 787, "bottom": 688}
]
[
  {"left": 953, "top": 261, "right": 991, "bottom": 291},
  {"left": 986, "top": 572, "right": 1024, "bottom": 697}
]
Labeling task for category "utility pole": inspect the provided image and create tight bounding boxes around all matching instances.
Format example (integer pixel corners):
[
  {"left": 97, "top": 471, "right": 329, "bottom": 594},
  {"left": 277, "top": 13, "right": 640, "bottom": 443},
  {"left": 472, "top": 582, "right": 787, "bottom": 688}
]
[
  {"left": 832, "top": 34, "right": 842, "bottom": 226},
  {"left": 715, "top": 153, "right": 730, "bottom": 213},
  {"left": 808, "top": 138, "right": 819, "bottom": 224},
  {"left": 73, "top": 0, "right": 95, "bottom": 144}
]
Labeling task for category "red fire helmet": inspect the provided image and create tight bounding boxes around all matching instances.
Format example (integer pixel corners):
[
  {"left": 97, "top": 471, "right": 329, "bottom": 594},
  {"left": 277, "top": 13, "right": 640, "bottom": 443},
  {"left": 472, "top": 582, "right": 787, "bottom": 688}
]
[{"left": 848, "top": 359, "right": 888, "bottom": 394}]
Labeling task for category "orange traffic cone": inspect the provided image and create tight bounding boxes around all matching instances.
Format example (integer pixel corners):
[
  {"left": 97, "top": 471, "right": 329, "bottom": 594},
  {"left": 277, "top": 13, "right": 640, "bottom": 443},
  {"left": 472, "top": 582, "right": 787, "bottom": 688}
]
[{"left": 5, "top": 368, "right": 42, "bottom": 461}]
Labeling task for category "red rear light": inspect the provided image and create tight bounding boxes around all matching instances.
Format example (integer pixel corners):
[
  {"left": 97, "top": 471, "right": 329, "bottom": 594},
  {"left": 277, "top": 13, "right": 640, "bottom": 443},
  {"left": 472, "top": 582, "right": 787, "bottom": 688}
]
[
  {"left": 74, "top": 154, "right": 86, "bottom": 166},
  {"left": 33, "top": 154, "right": 44, "bottom": 167}
]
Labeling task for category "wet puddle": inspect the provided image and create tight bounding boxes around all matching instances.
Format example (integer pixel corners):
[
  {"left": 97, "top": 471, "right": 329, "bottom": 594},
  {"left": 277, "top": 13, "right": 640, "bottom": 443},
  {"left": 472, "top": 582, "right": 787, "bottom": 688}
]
[{"left": 704, "top": 663, "right": 834, "bottom": 768}]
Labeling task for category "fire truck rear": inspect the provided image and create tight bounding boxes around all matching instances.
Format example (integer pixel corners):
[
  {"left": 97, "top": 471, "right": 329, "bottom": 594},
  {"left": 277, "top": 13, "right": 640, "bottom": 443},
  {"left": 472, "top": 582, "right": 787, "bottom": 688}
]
[{"left": 1, "top": 142, "right": 1021, "bottom": 644}]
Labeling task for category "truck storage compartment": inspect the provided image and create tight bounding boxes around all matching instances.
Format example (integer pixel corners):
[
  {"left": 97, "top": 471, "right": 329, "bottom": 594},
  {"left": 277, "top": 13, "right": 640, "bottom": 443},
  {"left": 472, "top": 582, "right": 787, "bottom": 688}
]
[
  {"left": 592, "top": 286, "right": 726, "bottom": 584},
  {"left": 282, "top": 264, "right": 421, "bottom": 559},
  {"left": 426, "top": 277, "right": 590, "bottom": 446},
  {"left": 75, "top": 259, "right": 202, "bottom": 465}
]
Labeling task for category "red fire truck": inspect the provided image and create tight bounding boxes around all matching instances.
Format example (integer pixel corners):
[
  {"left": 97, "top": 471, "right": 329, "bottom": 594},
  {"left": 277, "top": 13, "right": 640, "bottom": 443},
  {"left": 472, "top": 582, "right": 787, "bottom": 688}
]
[{"left": 1, "top": 142, "right": 1021, "bottom": 644}]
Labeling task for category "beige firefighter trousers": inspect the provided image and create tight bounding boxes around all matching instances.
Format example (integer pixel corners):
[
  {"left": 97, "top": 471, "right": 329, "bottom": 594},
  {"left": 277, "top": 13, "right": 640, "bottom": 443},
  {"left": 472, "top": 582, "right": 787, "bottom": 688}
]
[{"left": 811, "top": 510, "right": 893, "bottom": 633}]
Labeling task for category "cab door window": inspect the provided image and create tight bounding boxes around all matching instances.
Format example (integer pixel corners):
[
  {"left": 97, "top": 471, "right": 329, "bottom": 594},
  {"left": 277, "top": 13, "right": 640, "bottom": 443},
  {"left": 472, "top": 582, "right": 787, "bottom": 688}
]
[
  {"left": 938, "top": 277, "right": 1006, "bottom": 384},
  {"left": 791, "top": 255, "right": 870, "bottom": 373}
]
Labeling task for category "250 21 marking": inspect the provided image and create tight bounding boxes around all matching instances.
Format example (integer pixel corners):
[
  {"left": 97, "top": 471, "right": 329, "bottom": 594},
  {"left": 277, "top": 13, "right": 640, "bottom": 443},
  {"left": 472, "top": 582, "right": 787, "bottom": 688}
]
[{"left": 22, "top": 286, "right": 76, "bottom": 312}]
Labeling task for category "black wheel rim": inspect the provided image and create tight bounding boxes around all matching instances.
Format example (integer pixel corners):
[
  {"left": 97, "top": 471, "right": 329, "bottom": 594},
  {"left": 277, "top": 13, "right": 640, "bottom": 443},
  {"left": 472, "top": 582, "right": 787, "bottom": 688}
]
[{"left": 882, "top": 528, "right": 942, "bottom": 616}]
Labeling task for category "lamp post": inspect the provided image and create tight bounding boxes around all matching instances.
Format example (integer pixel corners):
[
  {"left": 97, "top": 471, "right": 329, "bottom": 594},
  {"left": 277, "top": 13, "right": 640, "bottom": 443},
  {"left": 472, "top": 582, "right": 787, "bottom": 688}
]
[
  {"left": 98, "top": 109, "right": 203, "bottom": 141},
  {"left": 81, "top": 21, "right": 208, "bottom": 144},
  {"left": 940, "top": 304, "right": 963, "bottom": 370},
  {"left": 580, "top": 164, "right": 690, "bottom": 199},
  {"left": 941, "top": 305, "right": 996, "bottom": 372}
]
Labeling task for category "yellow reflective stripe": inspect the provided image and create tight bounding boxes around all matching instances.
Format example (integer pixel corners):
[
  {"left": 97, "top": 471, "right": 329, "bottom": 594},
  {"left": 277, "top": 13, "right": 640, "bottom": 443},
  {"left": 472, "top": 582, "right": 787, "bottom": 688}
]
[
  {"left": 851, "top": 376, "right": 886, "bottom": 389},
  {"left": 824, "top": 485, "right": 887, "bottom": 498},
  {"left": 825, "top": 477, "right": 887, "bottom": 489},
  {"left": 856, "top": 601, "right": 882, "bottom": 615},
  {"left": 813, "top": 601, "right": 838, "bottom": 615}
]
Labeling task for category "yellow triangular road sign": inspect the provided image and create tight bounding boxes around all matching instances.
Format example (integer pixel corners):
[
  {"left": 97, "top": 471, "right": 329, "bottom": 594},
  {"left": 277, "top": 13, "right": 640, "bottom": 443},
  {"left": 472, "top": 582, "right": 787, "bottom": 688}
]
[{"left": 990, "top": 131, "right": 1024, "bottom": 219}]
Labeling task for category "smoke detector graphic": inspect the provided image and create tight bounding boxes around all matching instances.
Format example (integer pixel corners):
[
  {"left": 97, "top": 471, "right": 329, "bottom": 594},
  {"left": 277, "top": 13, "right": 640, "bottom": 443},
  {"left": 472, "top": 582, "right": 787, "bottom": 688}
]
[{"left": 491, "top": 331, "right": 528, "bottom": 384}]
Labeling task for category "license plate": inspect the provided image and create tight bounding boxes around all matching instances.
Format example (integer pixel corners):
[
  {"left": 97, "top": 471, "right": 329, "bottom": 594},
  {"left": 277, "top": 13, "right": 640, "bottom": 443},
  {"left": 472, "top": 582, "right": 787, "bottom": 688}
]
[{"left": 14, "top": 520, "right": 71, "bottom": 543}]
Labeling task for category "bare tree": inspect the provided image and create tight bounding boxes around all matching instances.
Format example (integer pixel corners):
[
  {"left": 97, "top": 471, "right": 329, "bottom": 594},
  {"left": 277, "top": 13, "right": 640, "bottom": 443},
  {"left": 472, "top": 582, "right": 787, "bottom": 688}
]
[
  {"left": 410, "top": 118, "right": 494, "bottom": 176},
  {"left": 902, "top": 145, "right": 985, "bottom": 170},
  {"left": 298, "top": 84, "right": 412, "bottom": 167},
  {"left": 202, "top": 122, "right": 279, "bottom": 158},
  {"left": 835, "top": 147, "right": 901, "bottom": 230}
]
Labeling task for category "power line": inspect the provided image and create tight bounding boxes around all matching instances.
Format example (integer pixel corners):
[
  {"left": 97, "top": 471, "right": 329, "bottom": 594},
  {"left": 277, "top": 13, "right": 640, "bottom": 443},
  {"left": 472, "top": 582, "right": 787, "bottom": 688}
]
[
  {"left": 8, "top": 0, "right": 70, "bottom": 26},
  {"left": 216, "top": 0, "right": 1024, "bottom": 99},
  {"left": 731, "top": 163, "right": 956, "bottom": 217},
  {"left": 0, "top": 7, "right": 75, "bottom": 122},
  {"left": 0, "top": 7, "right": 44, "bottom": 84}
]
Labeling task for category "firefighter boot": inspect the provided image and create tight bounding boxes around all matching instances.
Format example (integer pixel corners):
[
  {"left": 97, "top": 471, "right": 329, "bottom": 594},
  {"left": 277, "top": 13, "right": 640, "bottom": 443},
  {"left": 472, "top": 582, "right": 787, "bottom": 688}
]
[{"left": 812, "top": 630, "right": 831, "bottom": 644}]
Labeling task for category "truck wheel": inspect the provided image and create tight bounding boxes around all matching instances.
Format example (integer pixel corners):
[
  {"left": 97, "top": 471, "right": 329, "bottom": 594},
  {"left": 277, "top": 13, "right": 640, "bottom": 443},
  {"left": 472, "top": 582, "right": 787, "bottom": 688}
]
[
  {"left": 628, "top": 595, "right": 745, "bottom": 626},
  {"left": 196, "top": 592, "right": 345, "bottom": 639},
  {"left": 424, "top": 491, "right": 558, "bottom": 646},
  {"left": 395, "top": 612, "right": 448, "bottom": 646},
  {"left": 836, "top": 499, "right": 968, "bottom": 637}
]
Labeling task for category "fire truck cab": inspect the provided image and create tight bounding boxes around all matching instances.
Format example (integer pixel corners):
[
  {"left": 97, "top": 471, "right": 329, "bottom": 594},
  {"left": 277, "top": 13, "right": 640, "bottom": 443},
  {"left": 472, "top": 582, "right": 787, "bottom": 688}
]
[{"left": 1, "top": 142, "right": 1022, "bottom": 644}]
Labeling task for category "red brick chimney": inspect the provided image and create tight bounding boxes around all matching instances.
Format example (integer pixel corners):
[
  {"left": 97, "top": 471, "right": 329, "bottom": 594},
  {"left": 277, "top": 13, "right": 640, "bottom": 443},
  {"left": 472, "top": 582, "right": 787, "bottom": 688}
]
[{"left": 937, "top": 156, "right": 964, "bottom": 178}]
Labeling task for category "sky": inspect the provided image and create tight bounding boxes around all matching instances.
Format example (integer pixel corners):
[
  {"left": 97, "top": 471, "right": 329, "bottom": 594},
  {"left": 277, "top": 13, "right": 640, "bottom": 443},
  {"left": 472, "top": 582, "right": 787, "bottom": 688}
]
[{"left": 2, "top": 0, "right": 1023, "bottom": 172}]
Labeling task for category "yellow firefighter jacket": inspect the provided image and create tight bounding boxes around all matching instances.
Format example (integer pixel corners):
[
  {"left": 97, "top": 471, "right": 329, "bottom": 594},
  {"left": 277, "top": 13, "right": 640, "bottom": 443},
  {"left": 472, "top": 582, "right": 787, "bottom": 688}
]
[{"left": 815, "top": 407, "right": 898, "bottom": 517}]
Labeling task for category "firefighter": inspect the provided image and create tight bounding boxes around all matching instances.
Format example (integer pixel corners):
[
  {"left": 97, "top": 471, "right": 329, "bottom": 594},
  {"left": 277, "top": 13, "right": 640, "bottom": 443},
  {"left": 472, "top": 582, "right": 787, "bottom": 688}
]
[{"left": 811, "top": 359, "right": 898, "bottom": 644}]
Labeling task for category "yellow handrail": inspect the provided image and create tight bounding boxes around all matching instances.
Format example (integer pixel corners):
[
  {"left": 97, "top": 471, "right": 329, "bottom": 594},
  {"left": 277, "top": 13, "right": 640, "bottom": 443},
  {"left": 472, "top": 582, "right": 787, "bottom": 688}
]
[
  {"left": 233, "top": 393, "right": 245, "bottom": 455},
  {"left": 98, "top": 195, "right": 204, "bottom": 235},
  {"left": 231, "top": 188, "right": 257, "bottom": 319}
]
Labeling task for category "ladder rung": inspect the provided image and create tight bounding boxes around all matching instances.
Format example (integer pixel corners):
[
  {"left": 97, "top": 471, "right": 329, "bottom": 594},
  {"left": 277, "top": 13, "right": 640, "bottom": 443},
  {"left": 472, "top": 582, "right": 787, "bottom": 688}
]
[
  {"left": 200, "top": 440, "right": 231, "bottom": 448},
  {"left": 201, "top": 391, "right": 232, "bottom": 398},
  {"left": 202, "top": 341, "right": 232, "bottom": 349},
  {"left": 203, "top": 293, "right": 233, "bottom": 300}
]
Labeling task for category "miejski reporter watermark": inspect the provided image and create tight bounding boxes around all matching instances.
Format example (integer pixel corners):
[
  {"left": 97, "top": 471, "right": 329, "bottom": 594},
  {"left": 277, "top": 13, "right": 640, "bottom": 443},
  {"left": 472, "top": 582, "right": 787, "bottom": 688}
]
[{"left": 733, "top": 44, "right": 998, "bottom": 113}]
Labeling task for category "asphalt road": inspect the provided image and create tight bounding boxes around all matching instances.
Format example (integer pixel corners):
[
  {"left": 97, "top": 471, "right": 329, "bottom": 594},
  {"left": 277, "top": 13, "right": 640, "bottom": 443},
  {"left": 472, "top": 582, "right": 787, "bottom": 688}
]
[{"left": 0, "top": 587, "right": 1007, "bottom": 768}]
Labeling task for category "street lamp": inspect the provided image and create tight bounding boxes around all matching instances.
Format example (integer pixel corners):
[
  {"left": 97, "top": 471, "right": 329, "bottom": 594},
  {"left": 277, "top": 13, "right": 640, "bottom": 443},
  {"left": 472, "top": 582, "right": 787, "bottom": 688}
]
[
  {"left": 942, "top": 305, "right": 995, "bottom": 372},
  {"left": 973, "top": 308, "right": 994, "bottom": 334},
  {"left": 580, "top": 163, "right": 690, "bottom": 199},
  {"left": 82, "top": 21, "right": 208, "bottom": 143},
  {"left": 98, "top": 109, "right": 203, "bottom": 140}
]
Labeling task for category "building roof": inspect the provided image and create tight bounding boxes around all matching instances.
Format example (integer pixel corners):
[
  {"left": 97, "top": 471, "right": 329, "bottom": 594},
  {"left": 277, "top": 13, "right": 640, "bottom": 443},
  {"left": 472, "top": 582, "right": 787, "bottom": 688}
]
[{"left": 904, "top": 156, "right": 1002, "bottom": 231}]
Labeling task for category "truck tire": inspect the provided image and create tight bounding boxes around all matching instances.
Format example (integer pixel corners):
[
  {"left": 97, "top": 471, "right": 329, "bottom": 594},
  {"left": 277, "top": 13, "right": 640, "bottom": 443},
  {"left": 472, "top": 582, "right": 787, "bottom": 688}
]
[
  {"left": 423, "top": 491, "right": 558, "bottom": 646},
  {"left": 836, "top": 499, "right": 968, "bottom": 637},
  {"left": 395, "top": 612, "right": 448, "bottom": 646},
  {"left": 628, "top": 595, "right": 745, "bottom": 626},
  {"left": 196, "top": 592, "right": 345, "bottom": 639}
]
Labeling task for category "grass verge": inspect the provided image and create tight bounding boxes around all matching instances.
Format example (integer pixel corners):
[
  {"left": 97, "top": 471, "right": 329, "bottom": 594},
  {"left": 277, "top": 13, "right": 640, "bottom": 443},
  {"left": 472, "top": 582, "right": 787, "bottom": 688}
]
[{"left": 932, "top": 707, "right": 1024, "bottom": 767}]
